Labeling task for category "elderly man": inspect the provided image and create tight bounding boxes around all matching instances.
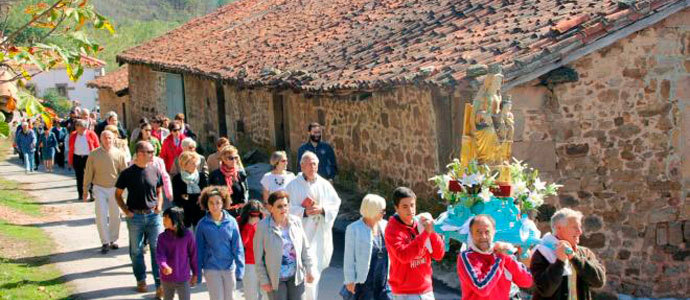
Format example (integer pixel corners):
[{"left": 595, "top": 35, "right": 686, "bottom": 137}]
[
  {"left": 285, "top": 151, "right": 341, "bottom": 300},
  {"left": 386, "top": 187, "right": 445, "bottom": 300},
  {"left": 297, "top": 122, "right": 338, "bottom": 181},
  {"left": 15, "top": 121, "right": 37, "bottom": 174},
  {"left": 95, "top": 111, "right": 127, "bottom": 139},
  {"left": 69, "top": 119, "right": 100, "bottom": 200},
  {"left": 83, "top": 130, "right": 128, "bottom": 254},
  {"left": 457, "top": 215, "right": 533, "bottom": 300},
  {"left": 115, "top": 141, "right": 165, "bottom": 298},
  {"left": 531, "top": 208, "right": 606, "bottom": 300}
]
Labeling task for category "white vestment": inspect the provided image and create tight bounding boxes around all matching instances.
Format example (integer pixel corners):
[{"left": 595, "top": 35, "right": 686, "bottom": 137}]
[
  {"left": 286, "top": 173, "right": 341, "bottom": 272},
  {"left": 286, "top": 173, "right": 341, "bottom": 300}
]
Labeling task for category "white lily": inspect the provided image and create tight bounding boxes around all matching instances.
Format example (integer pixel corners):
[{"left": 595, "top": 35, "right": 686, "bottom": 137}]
[
  {"left": 514, "top": 180, "right": 529, "bottom": 195},
  {"left": 533, "top": 178, "right": 546, "bottom": 191},
  {"left": 478, "top": 187, "right": 493, "bottom": 202},
  {"left": 527, "top": 192, "right": 544, "bottom": 207}
]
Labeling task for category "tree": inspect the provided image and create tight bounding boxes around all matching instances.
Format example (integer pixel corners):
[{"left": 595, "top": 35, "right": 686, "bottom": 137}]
[{"left": 0, "top": 0, "right": 114, "bottom": 137}]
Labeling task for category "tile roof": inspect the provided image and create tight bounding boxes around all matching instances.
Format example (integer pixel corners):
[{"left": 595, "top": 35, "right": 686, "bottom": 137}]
[
  {"left": 116, "top": 0, "right": 688, "bottom": 92},
  {"left": 87, "top": 65, "right": 129, "bottom": 94}
]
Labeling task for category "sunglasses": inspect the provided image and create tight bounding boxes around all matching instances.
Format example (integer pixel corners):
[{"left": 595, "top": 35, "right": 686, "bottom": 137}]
[
  {"left": 171, "top": 129, "right": 180, "bottom": 132},
  {"left": 227, "top": 156, "right": 240, "bottom": 161}
]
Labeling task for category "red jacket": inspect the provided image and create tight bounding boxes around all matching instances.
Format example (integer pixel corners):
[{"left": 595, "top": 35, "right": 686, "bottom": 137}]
[
  {"left": 238, "top": 219, "right": 257, "bottom": 265},
  {"left": 68, "top": 130, "right": 99, "bottom": 166},
  {"left": 160, "top": 134, "right": 186, "bottom": 173},
  {"left": 457, "top": 249, "right": 533, "bottom": 300},
  {"left": 385, "top": 215, "right": 445, "bottom": 295}
]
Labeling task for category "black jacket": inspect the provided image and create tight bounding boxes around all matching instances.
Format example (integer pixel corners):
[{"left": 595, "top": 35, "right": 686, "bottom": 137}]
[{"left": 530, "top": 246, "right": 606, "bottom": 300}]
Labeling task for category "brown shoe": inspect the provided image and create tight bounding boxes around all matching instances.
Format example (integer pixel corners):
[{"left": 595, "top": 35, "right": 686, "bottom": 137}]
[
  {"left": 155, "top": 286, "right": 163, "bottom": 299},
  {"left": 136, "top": 281, "right": 147, "bottom": 293}
]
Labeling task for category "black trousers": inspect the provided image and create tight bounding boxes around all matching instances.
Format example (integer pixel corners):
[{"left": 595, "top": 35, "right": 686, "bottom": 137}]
[
  {"left": 73, "top": 154, "right": 89, "bottom": 199},
  {"left": 55, "top": 143, "right": 65, "bottom": 168}
]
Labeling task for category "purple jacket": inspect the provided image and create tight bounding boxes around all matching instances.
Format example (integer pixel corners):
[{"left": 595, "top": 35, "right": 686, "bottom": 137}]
[{"left": 156, "top": 229, "right": 198, "bottom": 282}]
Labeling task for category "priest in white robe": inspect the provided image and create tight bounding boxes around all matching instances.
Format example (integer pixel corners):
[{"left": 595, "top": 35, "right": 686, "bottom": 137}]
[{"left": 286, "top": 151, "right": 341, "bottom": 300}]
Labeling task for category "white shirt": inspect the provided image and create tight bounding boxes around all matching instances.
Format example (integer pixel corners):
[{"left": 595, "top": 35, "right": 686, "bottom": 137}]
[
  {"left": 74, "top": 133, "right": 90, "bottom": 155},
  {"left": 260, "top": 171, "right": 296, "bottom": 194}
]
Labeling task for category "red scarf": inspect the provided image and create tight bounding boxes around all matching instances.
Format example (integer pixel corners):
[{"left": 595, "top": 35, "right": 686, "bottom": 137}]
[{"left": 220, "top": 163, "right": 239, "bottom": 195}]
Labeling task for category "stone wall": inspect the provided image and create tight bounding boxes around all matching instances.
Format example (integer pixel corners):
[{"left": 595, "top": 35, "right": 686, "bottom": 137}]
[
  {"left": 223, "top": 87, "right": 273, "bottom": 147},
  {"left": 507, "top": 8, "right": 690, "bottom": 298},
  {"left": 182, "top": 76, "right": 219, "bottom": 151},
  {"left": 127, "top": 64, "right": 166, "bottom": 133},
  {"left": 96, "top": 89, "right": 131, "bottom": 130}
]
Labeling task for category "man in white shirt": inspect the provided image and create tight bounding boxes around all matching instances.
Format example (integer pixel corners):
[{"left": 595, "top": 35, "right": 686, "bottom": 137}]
[{"left": 285, "top": 151, "right": 341, "bottom": 300}]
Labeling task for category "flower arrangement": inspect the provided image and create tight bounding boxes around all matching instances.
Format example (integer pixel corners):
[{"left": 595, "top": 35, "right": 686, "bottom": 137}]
[
  {"left": 508, "top": 158, "right": 562, "bottom": 211},
  {"left": 429, "top": 159, "right": 498, "bottom": 208}
]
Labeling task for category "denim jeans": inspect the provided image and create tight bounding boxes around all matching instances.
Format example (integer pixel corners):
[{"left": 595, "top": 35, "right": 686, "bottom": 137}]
[
  {"left": 23, "top": 152, "right": 35, "bottom": 172},
  {"left": 126, "top": 213, "right": 164, "bottom": 287}
]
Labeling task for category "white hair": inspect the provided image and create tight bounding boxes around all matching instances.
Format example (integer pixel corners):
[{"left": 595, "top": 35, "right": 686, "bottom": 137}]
[
  {"left": 551, "top": 208, "right": 584, "bottom": 233},
  {"left": 360, "top": 194, "right": 386, "bottom": 219},
  {"left": 106, "top": 111, "right": 118, "bottom": 119},
  {"left": 100, "top": 130, "right": 114, "bottom": 138},
  {"left": 181, "top": 137, "right": 196, "bottom": 149},
  {"left": 300, "top": 151, "right": 319, "bottom": 164}
]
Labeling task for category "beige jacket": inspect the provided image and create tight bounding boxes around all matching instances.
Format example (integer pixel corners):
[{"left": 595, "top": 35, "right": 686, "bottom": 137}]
[{"left": 253, "top": 214, "right": 314, "bottom": 291}]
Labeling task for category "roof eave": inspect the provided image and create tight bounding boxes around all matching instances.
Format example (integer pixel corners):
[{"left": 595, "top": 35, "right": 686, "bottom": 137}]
[{"left": 502, "top": 0, "right": 690, "bottom": 91}]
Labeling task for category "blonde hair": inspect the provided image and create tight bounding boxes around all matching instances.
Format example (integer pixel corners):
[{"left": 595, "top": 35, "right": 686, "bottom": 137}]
[
  {"left": 178, "top": 151, "right": 199, "bottom": 169},
  {"left": 270, "top": 151, "right": 288, "bottom": 169},
  {"left": 220, "top": 145, "right": 238, "bottom": 158},
  {"left": 360, "top": 194, "right": 386, "bottom": 219},
  {"left": 104, "top": 125, "right": 119, "bottom": 134}
]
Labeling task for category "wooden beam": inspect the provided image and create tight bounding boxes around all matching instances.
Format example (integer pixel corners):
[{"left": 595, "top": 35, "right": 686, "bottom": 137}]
[{"left": 503, "top": 0, "right": 690, "bottom": 91}]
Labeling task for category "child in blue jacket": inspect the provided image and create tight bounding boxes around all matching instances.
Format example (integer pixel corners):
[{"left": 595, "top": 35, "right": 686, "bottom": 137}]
[{"left": 196, "top": 186, "right": 245, "bottom": 300}]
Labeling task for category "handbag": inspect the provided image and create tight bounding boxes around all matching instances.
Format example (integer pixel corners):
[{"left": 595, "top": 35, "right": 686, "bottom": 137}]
[{"left": 339, "top": 285, "right": 356, "bottom": 300}]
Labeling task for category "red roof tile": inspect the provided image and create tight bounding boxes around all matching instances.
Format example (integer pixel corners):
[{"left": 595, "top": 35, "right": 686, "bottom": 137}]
[
  {"left": 116, "top": 0, "right": 687, "bottom": 91},
  {"left": 87, "top": 65, "right": 128, "bottom": 93}
]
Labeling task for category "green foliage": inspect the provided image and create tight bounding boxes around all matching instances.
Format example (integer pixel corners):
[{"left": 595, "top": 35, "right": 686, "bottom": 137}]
[{"left": 41, "top": 88, "right": 71, "bottom": 117}]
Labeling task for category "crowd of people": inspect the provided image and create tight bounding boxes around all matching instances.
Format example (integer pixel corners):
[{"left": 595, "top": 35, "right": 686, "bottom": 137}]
[{"left": 11, "top": 108, "right": 606, "bottom": 300}]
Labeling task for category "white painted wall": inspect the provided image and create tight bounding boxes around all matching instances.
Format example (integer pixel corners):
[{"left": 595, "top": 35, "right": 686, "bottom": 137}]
[{"left": 28, "top": 67, "right": 105, "bottom": 111}]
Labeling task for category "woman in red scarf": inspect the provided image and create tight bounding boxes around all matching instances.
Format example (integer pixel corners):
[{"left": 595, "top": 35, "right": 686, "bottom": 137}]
[{"left": 208, "top": 145, "right": 248, "bottom": 216}]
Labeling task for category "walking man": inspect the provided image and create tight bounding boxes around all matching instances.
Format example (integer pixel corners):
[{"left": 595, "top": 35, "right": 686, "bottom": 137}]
[
  {"left": 456, "top": 215, "right": 533, "bottom": 300},
  {"left": 115, "top": 141, "right": 165, "bottom": 298},
  {"left": 297, "top": 122, "right": 338, "bottom": 181},
  {"left": 385, "top": 187, "right": 445, "bottom": 300},
  {"left": 83, "top": 130, "right": 128, "bottom": 254},
  {"left": 286, "top": 151, "right": 341, "bottom": 300},
  {"left": 531, "top": 208, "right": 606, "bottom": 300},
  {"left": 69, "top": 119, "right": 99, "bottom": 200}
]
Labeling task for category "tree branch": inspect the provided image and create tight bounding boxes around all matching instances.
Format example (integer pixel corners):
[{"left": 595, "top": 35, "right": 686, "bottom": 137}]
[
  {"left": 0, "top": 70, "right": 44, "bottom": 84},
  {"left": 0, "top": 0, "right": 65, "bottom": 48},
  {"left": 39, "top": 13, "right": 66, "bottom": 42}
]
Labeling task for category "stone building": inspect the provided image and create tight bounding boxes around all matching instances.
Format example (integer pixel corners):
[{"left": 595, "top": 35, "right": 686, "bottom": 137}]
[
  {"left": 116, "top": 0, "right": 690, "bottom": 297},
  {"left": 86, "top": 65, "right": 131, "bottom": 128}
]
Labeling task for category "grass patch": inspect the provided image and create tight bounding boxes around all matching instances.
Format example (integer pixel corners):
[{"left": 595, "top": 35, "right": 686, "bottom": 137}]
[
  {"left": 0, "top": 178, "right": 41, "bottom": 216},
  {"left": 0, "top": 221, "right": 72, "bottom": 300}
]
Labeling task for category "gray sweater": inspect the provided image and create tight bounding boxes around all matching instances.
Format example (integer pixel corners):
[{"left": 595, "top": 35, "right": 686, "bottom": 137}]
[{"left": 253, "top": 214, "right": 314, "bottom": 291}]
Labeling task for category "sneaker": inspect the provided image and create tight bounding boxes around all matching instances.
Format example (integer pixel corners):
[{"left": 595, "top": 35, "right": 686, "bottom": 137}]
[
  {"left": 100, "top": 244, "right": 109, "bottom": 254},
  {"left": 155, "top": 287, "right": 163, "bottom": 299},
  {"left": 109, "top": 242, "right": 119, "bottom": 250},
  {"left": 136, "top": 281, "right": 147, "bottom": 293}
]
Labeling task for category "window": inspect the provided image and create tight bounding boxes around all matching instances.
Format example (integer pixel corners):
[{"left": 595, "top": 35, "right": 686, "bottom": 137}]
[{"left": 55, "top": 84, "right": 68, "bottom": 97}]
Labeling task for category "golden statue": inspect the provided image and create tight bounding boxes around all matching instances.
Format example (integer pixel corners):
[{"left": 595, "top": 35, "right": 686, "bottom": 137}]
[{"left": 461, "top": 65, "right": 511, "bottom": 167}]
